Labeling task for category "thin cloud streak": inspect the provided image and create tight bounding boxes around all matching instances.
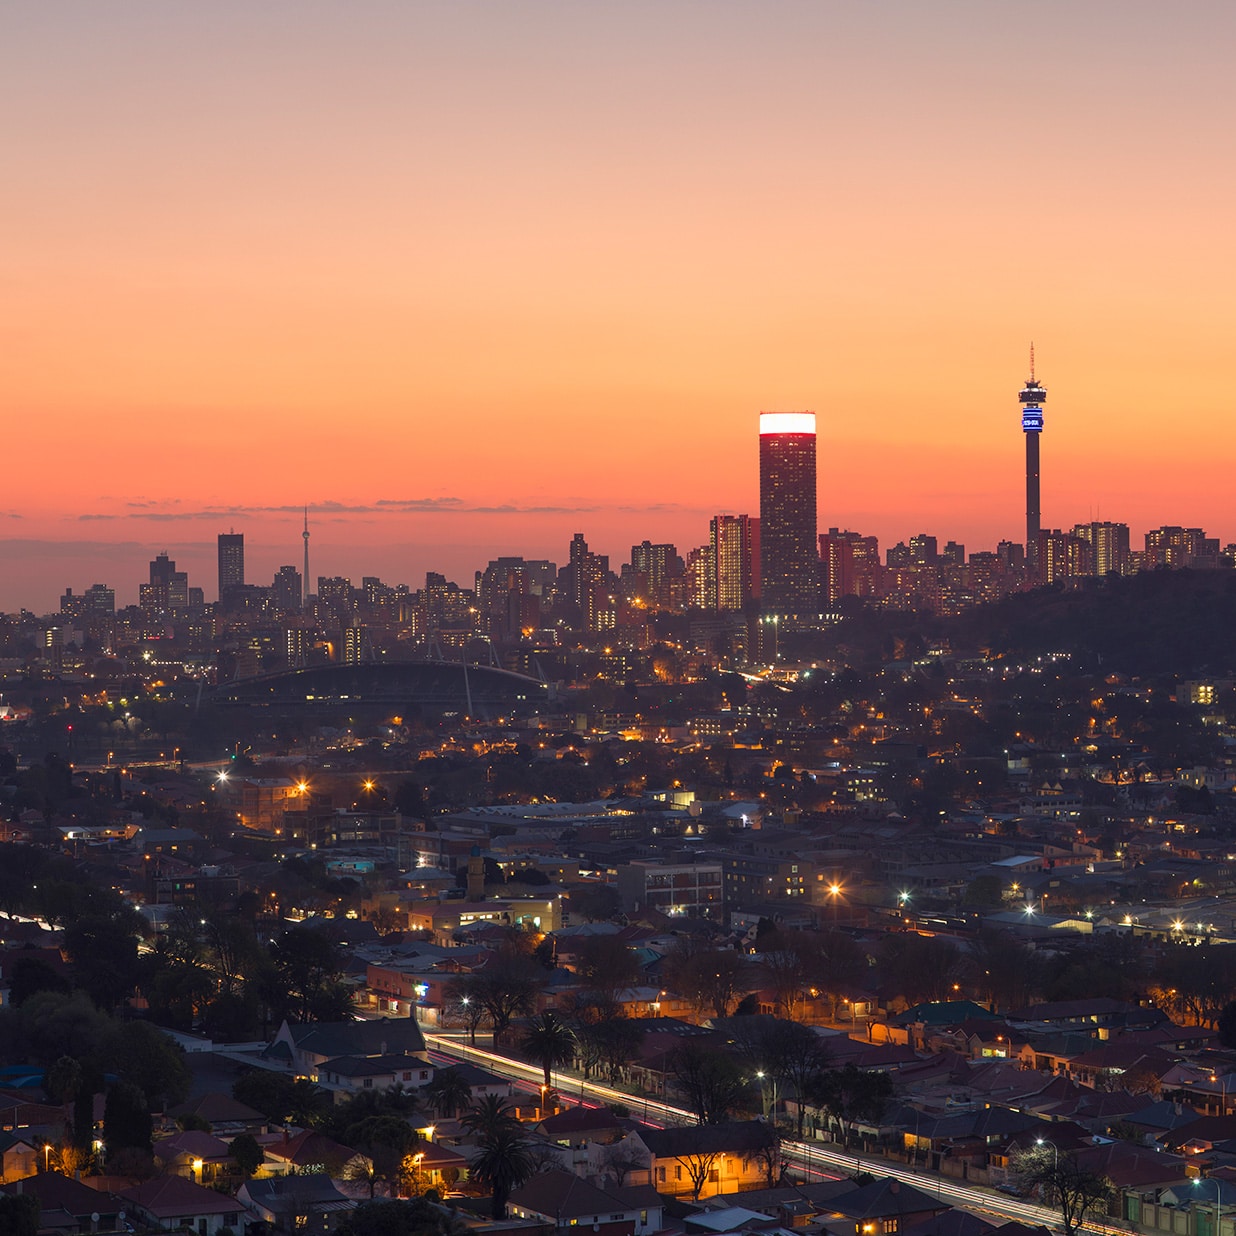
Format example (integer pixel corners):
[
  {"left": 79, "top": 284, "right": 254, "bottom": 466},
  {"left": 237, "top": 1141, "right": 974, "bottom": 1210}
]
[{"left": 70, "top": 497, "right": 712, "bottom": 522}]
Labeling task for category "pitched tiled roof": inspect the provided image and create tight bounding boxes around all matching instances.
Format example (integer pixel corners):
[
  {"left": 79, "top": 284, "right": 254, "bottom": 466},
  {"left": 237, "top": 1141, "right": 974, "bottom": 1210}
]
[
  {"left": 509, "top": 1169, "right": 629, "bottom": 1220},
  {"left": 828, "top": 1177, "right": 950, "bottom": 1220},
  {"left": 242, "top": 1174, "right": 354, "bottom": 1215},
  {"left": 287, "top": 1018, "right": 426, "bottom": 1058},
  {"left": 120, "top": 1176, "right": 240, "bottom": 1218},
  {"left": 152, "top": 1129, "right": 231, "bottom": 1162},
  {"left": 903, "top": 1209, "right": 996, "bottom": 1236},
  {"left": 267, "top": 1129, "right": 360, "bottom": 1167},
  {"left": 537, "top": 1106, "right": 624, "bottom": 1136},
  {"left": 0, "top": 1172, "right": 121, "bottom": 1219},
  {"left": 169, "top": 1093, "right": 265, "bottom": 1125},
  {"left": 640, "top": 1120, "right": 774, "bottom": 1159}
]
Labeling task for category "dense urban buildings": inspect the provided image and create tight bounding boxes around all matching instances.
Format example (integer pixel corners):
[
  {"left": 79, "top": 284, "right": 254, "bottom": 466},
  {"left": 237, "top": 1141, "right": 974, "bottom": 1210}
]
[{"left": 4, "top": 404, "right": 1236, "bottom": 1236}]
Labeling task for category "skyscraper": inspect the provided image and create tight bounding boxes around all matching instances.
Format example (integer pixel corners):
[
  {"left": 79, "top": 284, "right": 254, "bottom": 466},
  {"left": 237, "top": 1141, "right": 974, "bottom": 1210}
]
[
  {"left": 217, "top": 531, "right": 244, "bottom": 605},
  {"left": 758, "top": 412, "right": 818, "bottom": 615},
  {"left": 1019, "top": 349, "right": 1047, "bottom": 574}
]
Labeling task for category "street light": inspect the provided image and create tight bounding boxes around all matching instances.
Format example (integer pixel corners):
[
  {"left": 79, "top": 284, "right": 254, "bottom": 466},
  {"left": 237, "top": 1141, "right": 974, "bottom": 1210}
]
[
  {"left": 1212, "top": 1072, "right": 1231, "bottom": 1116},
  {"left": 1196, "top": 1176, "right": 1225, "bottom": 1236},
  {"left": 1034, "top": 1137, "right": 1060, "bottom": 1204}
]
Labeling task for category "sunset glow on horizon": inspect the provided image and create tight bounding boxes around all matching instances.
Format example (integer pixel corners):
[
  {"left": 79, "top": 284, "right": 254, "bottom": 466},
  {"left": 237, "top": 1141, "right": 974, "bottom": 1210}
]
[{"left": 5, "top": 1, "right": 1236, "bottom": 609}]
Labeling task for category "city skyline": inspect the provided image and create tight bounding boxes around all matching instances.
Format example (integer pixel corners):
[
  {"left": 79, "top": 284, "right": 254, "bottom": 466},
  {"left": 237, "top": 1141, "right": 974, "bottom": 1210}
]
[{"left": 5, "top": 2, "right": 1236, "bottom": 609}]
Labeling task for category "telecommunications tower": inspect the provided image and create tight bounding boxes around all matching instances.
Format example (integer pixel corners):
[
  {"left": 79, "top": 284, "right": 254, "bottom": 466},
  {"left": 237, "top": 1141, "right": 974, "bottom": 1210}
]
[{"left": 1019, "top": 347, "right": 1047, "bottom": 574}]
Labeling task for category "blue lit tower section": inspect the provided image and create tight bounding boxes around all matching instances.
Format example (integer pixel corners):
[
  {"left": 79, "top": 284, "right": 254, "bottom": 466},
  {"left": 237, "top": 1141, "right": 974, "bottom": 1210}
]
[{"left": 1019, "top": 351, "right": 1047, "bottom": 574}]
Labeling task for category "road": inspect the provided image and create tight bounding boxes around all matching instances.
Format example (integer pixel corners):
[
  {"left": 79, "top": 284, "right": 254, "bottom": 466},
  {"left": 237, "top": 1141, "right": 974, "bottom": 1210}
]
[{"left": 423, "top": 1031, "right": 1128, "bottom": 1235}]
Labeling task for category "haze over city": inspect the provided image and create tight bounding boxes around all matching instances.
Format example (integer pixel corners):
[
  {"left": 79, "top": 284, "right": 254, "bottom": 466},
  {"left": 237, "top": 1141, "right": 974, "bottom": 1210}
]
[{"left": 5, "top": 1, "right": 1236, "bottom": 610}]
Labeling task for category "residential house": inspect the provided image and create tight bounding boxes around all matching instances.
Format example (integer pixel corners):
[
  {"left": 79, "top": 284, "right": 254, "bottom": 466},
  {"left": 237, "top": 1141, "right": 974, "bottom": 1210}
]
[
  {"left": 266, "top": 1018, "right": 426, "bottom": 1076},
  {"left": 315, "top": 1054, "right": 435, "bottom": 1099},
  {"left": 262, "top": 1129, "right": 367, "bottom": 1178},
  {"left": 438, "top": 1063, "right": 514, "bottom": 1104},
  {"left": 0, "top": 1132, "right": 38, "bottom": 1184},
  {"left": 636, "top": 1122, "right": 775, "bottom": 1200},
  {"left": 168, "top": 1093, "right": 267, "bottom": 1137},
  {"left": 151, "top": 1129, "right": 233, "bottom": 1182},
  {"left": 507, "top": 1169, "right": 663, "bottom": 1236},
  {"left": 826, "top": 1177, "right": 952, "bottom": 1236},
  {"left": 237, "top": 1174, "right": 355, "bottom": 1236},
  {"left": 0, "top": 1091, "right": 69, "bottom": 1136},
  {"left": 118, "top": 1176, "right": 244, "bottom": 1236},
  {"left": 409, "top": 1141, "right": 469, "bottom": 1194},
  {"left": 0, "top": 1172, "right": 124, "bottom": 1233}
]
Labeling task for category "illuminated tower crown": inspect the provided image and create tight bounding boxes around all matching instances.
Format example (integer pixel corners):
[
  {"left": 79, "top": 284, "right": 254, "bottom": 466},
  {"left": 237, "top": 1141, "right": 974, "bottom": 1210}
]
[{"left": 1019, "top": 344, "right": 1047, "bottom": 433}]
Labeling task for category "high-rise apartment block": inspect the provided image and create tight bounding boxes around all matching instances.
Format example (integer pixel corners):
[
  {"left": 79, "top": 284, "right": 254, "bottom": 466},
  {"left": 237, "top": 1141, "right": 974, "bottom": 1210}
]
[
  {"left": 1038, "top": 529, "right": 1090, "bottom": 584},
  {"left": 1145, "top": 526, "right": 1221, "bottom": 570},
  {"left": 272, "top": 566, "right": 303, "bottom": 613},
  {"left": 709, "top": 514, "right": 756, "bottom": 610},
  {"left": 566, "top": 533, "right": 613, "bottom": 631},
  {"left": 759, "top": 411, "right": 818, "bottom": 615},
  {"left": 1072, "top": 522, "right": 1131, "bottom": 577},
  {"left": 627, "top": 541, "right": 683, "bottom": 610}
]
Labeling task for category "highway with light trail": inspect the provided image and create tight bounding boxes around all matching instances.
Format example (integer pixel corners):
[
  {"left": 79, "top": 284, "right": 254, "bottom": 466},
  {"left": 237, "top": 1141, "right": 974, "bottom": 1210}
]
[{"left": 423, "top": 1031, "right": 1129, "bottom": 1235}]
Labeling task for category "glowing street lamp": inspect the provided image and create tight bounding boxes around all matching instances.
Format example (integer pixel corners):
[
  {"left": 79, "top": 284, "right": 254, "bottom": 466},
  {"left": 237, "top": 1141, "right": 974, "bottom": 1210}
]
[{"left": 1196, "top": 1176, "right": 1226, "bottom": 1236}]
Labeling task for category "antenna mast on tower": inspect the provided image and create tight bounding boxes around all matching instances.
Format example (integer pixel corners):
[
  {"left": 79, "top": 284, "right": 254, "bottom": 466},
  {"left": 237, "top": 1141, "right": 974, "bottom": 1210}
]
[{"left": 302, "top": 507, "right": 311, "bottom": 609}]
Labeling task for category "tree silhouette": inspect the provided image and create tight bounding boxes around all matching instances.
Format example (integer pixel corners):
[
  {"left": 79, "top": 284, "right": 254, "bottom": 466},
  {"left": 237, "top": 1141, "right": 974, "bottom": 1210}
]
[
  {"left": 1012, "top": 1146, "right": 1113, "bottom": 1236},
  {"left": 520, "top": 1011, "right": 576, "bottom": 1090},
  {"left": 470, "top": 1123, "right": 536, "bottom": 1219},
  {"left": 668, "top": 1041, "right": 746, "bottom": 1125},
  {"left": 424, "top": 1068, "right": 474, "bottom": 1120}
]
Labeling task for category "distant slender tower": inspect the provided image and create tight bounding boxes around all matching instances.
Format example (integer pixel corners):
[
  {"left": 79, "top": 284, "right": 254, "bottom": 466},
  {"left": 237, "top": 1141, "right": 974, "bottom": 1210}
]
[
  {"left": 1019, "top": 347, "right": 1047, "bottom": 574},
  {"left": 759, "top": 412, "right": 819, "bottom": 616},
  {"left": 302, "top": 507, "right": 311, "bottom": 608}
]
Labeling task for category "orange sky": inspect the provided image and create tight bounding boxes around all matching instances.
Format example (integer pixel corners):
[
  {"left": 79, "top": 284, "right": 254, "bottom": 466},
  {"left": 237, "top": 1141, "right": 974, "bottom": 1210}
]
[{"left": 4, "top": 2, "right": 1236, "bottom": 609}]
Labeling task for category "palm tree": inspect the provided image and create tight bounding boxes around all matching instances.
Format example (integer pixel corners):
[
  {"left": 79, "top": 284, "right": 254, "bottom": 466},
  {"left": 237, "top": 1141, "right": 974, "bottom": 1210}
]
[
  {"left": 425, "top": 1068, "right": 474, "bottom": 1120},
  {"left": 462, "top": 1093, "right": 519, "bottom": 1140},
  {"left": 471, "top": 1123, "right": 536, "bottom": 1219},
  {"left": 520, "top": 1010, "right": 576, "bottom": 1090}
]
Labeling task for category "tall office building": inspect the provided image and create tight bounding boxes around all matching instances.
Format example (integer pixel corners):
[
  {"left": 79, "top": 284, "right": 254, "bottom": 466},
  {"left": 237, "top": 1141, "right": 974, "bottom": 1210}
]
[
  {"left": 217, "top": 531, "right": 244, "bottom": 605},
  {"left": 758, "top": 412, "right": 818, "bottom": 615},
  {"left": 709, "top": 514, "right": 756, "bottom": 610},
  {"left": 1019, "top": 349, "right": 1047, "bottom": 574}
]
